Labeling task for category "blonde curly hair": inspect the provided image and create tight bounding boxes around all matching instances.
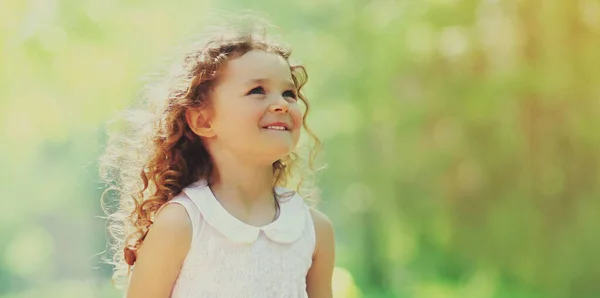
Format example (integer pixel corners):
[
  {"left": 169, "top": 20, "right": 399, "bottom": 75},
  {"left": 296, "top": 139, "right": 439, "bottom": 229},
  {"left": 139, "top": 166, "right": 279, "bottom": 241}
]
[{"left": 99, "top": 19, "right": 322, "bottom": 289}]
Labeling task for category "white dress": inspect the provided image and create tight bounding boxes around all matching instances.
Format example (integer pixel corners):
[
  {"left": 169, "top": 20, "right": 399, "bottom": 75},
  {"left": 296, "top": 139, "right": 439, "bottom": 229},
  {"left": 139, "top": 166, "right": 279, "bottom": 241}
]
[{"left": 156, "top": 180, "right": 316, "bottom": 298}]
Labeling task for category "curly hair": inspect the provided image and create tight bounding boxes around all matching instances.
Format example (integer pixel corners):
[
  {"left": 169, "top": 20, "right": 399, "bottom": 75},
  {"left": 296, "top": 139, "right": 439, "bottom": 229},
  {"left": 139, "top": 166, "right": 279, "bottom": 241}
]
[{"left": 99, "top": 20, "right": 322, "bottom": 289}]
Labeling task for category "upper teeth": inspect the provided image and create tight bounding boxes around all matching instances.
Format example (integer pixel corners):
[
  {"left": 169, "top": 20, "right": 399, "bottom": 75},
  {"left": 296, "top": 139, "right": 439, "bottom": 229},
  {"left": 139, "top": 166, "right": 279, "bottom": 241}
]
[{"left": 266, "top": 126, "right": 286, "bottom": 130}]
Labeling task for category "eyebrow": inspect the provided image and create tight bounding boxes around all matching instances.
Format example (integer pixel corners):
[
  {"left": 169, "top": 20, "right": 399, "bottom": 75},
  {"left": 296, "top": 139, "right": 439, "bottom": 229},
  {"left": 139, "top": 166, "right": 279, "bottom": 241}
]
[{"left": 246, "top": 78, "right": 296, "bottom": 89}]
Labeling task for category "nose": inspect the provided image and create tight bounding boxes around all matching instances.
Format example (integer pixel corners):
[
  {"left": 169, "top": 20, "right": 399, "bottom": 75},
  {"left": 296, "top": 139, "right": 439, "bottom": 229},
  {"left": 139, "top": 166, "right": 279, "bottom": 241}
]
[{"left": 268, "top": 96, "right": 290, "bottom": 114}]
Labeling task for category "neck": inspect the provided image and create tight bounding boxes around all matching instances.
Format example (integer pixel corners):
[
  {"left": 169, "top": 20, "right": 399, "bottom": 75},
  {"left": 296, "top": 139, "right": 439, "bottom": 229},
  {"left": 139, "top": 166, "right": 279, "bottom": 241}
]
[{"left": 208, "top": 150, "right": 275, "bottom": 206}]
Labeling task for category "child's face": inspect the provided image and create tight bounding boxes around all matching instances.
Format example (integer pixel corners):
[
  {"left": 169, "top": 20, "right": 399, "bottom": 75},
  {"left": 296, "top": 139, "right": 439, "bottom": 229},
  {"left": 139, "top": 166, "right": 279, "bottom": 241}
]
[{"left": 206, "top": 50, "right": 303, "bottom": 164}]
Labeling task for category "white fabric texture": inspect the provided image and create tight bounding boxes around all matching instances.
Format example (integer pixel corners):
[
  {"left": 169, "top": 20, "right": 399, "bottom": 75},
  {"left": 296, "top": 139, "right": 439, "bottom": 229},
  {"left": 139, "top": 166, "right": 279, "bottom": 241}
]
[{"left": 158, "top": 180, "right": 316, "bottom": 298}]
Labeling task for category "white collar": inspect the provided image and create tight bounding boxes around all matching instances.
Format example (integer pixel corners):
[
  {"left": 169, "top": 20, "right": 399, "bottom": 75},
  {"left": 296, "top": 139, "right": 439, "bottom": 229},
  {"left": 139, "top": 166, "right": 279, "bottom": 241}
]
[{"left": 182, "top": 180, "right": 307, "bottom": 244}]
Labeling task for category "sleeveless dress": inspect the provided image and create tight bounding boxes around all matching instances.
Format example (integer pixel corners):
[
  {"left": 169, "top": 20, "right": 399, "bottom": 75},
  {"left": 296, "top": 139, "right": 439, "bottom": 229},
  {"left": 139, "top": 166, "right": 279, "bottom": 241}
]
[{"left": 155, "top": 180, "right": 316, "bottom": 298}]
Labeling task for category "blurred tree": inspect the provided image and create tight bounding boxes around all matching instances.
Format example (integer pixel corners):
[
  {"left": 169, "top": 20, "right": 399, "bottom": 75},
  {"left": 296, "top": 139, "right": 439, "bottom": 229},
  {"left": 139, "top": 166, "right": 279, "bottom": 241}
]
[{"left": 1, "top": 0, "right": 599, "bottom": 297}]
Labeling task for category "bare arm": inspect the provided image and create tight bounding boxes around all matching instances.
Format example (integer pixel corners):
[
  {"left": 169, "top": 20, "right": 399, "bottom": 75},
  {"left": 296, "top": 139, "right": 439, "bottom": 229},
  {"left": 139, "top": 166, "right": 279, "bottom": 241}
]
[
  {"left": 306, "top": 208, "right": 336, "bottom": 298},
  {"left": 126, "top": 203, "right": 192, "bottom": 298}
]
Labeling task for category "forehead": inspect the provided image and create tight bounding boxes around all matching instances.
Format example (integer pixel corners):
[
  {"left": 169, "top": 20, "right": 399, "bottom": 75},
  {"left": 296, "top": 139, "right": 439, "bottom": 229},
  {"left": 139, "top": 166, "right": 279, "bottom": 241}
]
[{"left": 219, "top": 50, "right": 293, "bottom": 84}]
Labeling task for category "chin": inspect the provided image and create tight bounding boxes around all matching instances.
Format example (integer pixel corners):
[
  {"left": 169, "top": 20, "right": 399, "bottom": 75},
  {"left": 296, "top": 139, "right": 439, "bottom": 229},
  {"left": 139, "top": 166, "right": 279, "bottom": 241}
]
[{"left": 265, "top": 146, "right": 295, "bottom": 163}]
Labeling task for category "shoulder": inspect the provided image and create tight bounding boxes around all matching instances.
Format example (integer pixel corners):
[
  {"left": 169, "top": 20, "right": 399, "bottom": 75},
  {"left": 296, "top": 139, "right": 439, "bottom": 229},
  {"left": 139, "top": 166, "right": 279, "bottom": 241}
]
[
  {"left": 309, "top": 208, "right": 334, "bottom": 233},
  {"left": 309, "top": 208, "right": 335, "bottom": 256},
  {"left": 127, "top": 202, "right": 192, "bottom": 297},
  {"left": 154, "top": 202, "right": 192, "bottom": 232},
  {"left": 138, "top": 202, "right": 192, "bottom": 258}
]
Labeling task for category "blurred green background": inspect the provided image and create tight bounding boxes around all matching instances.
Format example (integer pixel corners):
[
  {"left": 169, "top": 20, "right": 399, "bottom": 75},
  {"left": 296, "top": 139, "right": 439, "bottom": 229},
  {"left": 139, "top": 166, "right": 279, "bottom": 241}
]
[{"left": 2, "top": 0, "right": 600, "bottom": 297}]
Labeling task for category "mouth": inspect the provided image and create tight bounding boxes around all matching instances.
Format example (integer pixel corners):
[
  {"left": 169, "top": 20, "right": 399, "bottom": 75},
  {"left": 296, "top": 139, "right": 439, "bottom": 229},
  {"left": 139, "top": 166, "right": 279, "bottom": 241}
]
[
  {"left": 262, "top": 122, "right": 291, "bottom": 131},
  {"left": 264, "top": 126, "right": 288, "bottom": 131}
]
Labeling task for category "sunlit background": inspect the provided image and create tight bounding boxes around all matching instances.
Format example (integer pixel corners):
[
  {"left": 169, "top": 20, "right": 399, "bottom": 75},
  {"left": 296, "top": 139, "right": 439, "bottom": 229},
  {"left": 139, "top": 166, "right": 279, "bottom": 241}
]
[{"left": 2, "top": 0, "right": 600, "bottom": 297}]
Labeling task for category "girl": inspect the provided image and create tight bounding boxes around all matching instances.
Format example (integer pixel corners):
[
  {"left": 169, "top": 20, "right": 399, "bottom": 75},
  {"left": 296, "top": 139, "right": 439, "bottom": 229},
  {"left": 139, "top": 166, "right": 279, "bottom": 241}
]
[{"left": 100, "top": 18, "right": 335, "bottom": 298}]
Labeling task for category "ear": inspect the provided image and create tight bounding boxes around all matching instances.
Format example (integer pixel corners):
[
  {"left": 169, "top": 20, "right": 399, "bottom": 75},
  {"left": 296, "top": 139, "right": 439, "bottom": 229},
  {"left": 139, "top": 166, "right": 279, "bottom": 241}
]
[{"left": 185, "top": 107, "right": 216, "bottom": 138}]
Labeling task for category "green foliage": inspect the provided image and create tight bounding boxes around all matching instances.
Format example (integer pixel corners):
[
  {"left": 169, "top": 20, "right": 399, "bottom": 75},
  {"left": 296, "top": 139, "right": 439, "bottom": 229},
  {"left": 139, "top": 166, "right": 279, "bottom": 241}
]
[{"left": 2, "top": 0, "right": 599, "bottom": 297}]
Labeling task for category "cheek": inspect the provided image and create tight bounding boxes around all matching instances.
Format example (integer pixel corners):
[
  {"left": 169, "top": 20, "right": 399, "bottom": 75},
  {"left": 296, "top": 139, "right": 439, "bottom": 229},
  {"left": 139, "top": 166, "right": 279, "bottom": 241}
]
[
  {"left": 290, "top": 105, "right": 303, "bottom": 129},
  {"left": 212, "top": 104, "right": 256, "bottom": 136}
]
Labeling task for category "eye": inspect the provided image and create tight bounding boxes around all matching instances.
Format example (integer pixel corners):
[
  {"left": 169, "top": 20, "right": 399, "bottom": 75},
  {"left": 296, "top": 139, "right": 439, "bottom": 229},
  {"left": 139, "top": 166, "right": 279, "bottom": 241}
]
[
  {"left": 247, "top": 86, "right": 266, "bottom": 96},
  {"left": 283, "top": 90, "right": 297, "bottom": 100}
]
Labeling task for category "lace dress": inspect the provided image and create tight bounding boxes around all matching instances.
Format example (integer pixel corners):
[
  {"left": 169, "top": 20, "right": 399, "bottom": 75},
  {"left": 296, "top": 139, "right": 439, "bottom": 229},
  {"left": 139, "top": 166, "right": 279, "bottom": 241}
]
[{"left": 151, "top": 180, "right": 316, "bottom": 298}]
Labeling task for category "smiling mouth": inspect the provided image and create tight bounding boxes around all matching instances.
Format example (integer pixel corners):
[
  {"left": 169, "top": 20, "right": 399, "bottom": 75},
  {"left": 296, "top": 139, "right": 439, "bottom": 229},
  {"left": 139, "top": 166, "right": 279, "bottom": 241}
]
[{"left": 263, "top": 125, "right": 288, "bottom": 131}]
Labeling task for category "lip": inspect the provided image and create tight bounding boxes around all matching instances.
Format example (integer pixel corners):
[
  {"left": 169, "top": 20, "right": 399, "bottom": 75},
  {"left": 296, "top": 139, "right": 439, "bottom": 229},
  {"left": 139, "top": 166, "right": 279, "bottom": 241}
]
[{"left": 261, "top": 121, "right": 292, "bottom": 131}]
